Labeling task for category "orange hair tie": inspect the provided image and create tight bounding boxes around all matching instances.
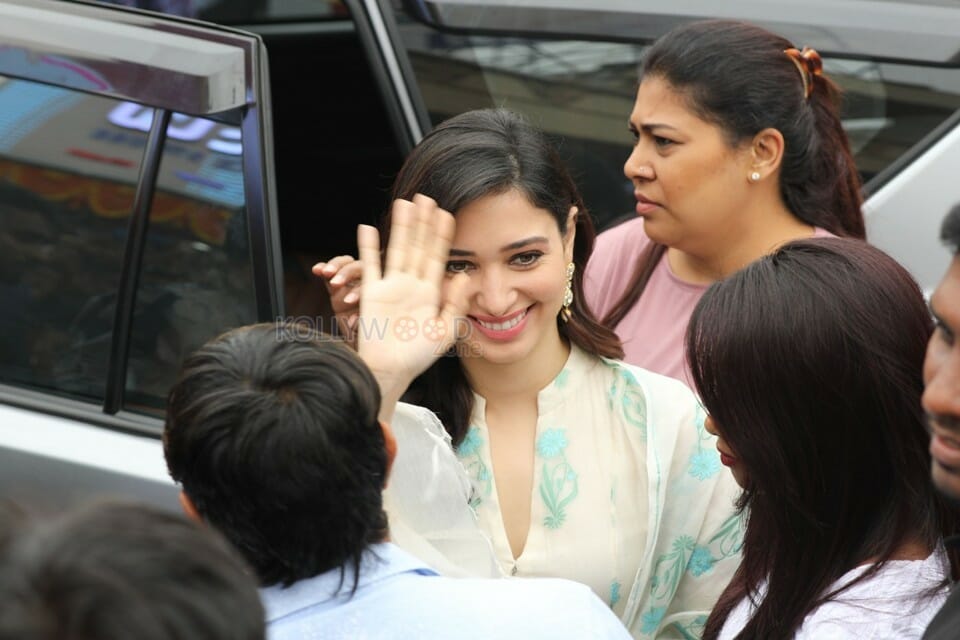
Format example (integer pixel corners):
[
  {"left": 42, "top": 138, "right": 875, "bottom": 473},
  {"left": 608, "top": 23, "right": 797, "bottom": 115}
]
[{"left": 784, "top": 46, "right": 823, "bottom": 99}]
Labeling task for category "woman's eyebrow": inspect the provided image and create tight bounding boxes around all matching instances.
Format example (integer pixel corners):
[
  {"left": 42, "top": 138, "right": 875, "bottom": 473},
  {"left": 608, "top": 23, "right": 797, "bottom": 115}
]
[
  {"left": 500, "top": 236, "right": 549, "bottom": 252},
  {"left": 448, "top": 236, "right": 549, "bottom": 257}
]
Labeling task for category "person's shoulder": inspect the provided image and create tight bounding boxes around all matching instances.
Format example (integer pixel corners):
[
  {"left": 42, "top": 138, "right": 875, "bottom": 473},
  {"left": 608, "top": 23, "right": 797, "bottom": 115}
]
[
  {"left": 594, "top": 216, "right": 649, "bottom": 254},
  {"left": 414, "top": 576, "right": 631, "bottom": 638},
  {"left": 599, "top": 356, "right": 697, "bottom": 402},
  {"left": 795, "top": 557, "right": 950, "bottom": 640}
]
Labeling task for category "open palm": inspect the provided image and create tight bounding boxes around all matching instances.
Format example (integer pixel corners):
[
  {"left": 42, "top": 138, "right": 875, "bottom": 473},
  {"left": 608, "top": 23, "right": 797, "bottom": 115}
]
[{"left": 357, "top": 195, "right": 468, "bottom": 392}]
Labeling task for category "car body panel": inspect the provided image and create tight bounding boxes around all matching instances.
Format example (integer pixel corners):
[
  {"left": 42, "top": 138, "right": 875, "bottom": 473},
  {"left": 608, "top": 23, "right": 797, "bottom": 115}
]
[{"left": 0, "top": 0, "right": 957, "bottom": 511}]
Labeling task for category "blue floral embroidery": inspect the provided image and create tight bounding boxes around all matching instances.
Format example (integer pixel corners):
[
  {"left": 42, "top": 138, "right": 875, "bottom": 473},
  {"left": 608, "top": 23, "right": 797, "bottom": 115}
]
[
  {"left": 456, "top": 427, "right": 492, "bottom": 507},
  {"left": 687, "top": 405, "right": 721, "bottom": 480},
  {"left": 610, "top": 580, "right": 621, "bottom": 607},
  {"left": 536, "top": 428, "right": 568, "bottom": 458},
  {"left": 649, "top": 535, "right": 695, "bottom": 600},
  {"left": 458, "top": 428, "right": 483, "bottom": 456},
  {"left": 687, "top": 545, "right": 714, "bottom": 577},
  {"left": 710, "top": 512, "right": 745, "bottom": 560},
  {"left": 640, "top": 606, "right": 666, "bottom": 634},
  {"left": 675, "top": 615, "right": 709, "bottom": 640},
  {"left": 605, "top": 367, "right": 648, "bottom": 437},
  {"left": 554, "top": 368, "right": 571, "bottom": 389},
  {"left": 537, "top": 428, "right": 578, "bottom": 529},
  {"left": 687, "top": 449, "right": 721, "bottom": 480}
]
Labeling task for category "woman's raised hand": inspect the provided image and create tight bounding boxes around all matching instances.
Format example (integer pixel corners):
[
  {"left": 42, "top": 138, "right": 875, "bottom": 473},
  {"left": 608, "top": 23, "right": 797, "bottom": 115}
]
[
  {"left": 357, "top": 195, "right": 467, "bottom": 419},
  {"left": 312, "top": 255, "right": 363, "bottom": 342}
]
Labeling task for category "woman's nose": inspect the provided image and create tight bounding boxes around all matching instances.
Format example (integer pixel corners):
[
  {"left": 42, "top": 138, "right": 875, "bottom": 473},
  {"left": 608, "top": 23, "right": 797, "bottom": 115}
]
[
  {"left": 624, "top": 144, "right": 654, "bottom": 182},
  {"left": 474, "top": 268, "right": 517, "bottom": 317}
]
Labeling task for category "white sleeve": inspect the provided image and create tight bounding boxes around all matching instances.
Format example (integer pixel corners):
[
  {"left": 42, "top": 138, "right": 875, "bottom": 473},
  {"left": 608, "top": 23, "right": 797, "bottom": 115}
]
[{"left": 382, "top": 402, "right": 502, "bottom": 578}]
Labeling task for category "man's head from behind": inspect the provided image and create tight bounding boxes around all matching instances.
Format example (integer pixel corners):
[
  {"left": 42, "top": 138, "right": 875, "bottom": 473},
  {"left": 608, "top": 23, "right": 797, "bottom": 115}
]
[
  {"left": 0, "top": 501, "right": 264, "bottom": 640},
  {"left": 163, "top": 323, "right": 393, "bottom": 588},
  {"left": 924, "top": 203, "right": 960, "bottom": 501}
]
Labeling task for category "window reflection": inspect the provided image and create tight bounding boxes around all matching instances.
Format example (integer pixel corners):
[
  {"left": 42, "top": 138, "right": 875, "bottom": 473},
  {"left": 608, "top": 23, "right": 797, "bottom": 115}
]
[
  {"left": 0, "top": 76, "right": 258, "bottom": 412},
  {"left": 85, "top": 0, "right": 347, "bottom": 22}
]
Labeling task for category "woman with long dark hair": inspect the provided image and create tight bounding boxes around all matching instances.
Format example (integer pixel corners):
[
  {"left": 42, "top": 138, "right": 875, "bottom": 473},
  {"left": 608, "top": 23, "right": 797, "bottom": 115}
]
[
  {"left": 355, "top": 108, "right": 742, "bottom": 639},
  {"left": 686, "top": 237, "right": 959, "bottom": 639},
  {"left": 585, "top": 20, "right": 866, "bottom": 385}
]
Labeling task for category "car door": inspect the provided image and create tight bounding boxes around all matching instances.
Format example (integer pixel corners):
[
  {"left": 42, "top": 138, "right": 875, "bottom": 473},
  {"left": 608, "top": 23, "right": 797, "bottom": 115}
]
[
  {"left": 0, "top": 0, "right": 282, "bottom": 511},
  {"left": 350, "top": 0, "right": 960, "bottom": 295}
]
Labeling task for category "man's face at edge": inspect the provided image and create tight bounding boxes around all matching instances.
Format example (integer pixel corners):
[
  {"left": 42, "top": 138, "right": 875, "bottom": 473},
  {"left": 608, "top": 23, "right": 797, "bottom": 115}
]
[{"left": 923, "top": 256, "right": 960, "bottom": 503}]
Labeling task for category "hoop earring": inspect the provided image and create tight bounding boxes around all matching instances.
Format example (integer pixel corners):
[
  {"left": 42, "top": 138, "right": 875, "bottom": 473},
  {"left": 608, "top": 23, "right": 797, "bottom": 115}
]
[{"left": 561, "top": 262, "right": 575, "bottom": 322}]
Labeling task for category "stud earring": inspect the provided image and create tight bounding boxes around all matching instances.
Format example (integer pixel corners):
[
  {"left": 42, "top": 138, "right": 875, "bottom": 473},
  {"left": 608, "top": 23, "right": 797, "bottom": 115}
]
[
  {"left": 750, "top": 171, "right": 761, "bottom": 182},
  {"left": 561, "top": 262, "right": 575, "bottom": 322}
]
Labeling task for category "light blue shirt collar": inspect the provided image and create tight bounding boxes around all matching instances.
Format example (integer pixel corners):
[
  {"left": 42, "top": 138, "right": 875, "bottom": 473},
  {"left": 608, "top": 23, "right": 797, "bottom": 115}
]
[{"left": 260, "top": 543, "right": 438, "bottom": 623}]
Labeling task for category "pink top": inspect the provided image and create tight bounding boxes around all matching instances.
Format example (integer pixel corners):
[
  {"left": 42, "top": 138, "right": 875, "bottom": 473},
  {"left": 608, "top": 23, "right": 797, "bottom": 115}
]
[{"left": 584, "top": 217, "right": 833, "bottom": 387}]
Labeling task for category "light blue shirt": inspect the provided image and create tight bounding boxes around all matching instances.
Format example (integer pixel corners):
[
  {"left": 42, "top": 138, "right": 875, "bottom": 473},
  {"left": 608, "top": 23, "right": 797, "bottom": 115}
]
[{"left": 260, "top": 543, "right": 631, "bottom": 640}]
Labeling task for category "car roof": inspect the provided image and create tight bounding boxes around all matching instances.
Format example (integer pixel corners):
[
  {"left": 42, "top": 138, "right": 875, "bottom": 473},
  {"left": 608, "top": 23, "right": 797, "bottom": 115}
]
[{"left": 404, "top": 0, "right": 960, "bottom": 66}]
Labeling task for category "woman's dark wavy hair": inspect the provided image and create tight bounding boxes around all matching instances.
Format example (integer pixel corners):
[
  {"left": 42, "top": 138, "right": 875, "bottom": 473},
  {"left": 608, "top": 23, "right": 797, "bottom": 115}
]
[
  {"left": 603, "top": 19, "right": 866, "bottom": 329},
  {"left": 686, "top": 238, "right": 960, "bottom": 639},
  {"left": 164, "top": 323, "right": 387, "bottom": 591},
  {"left": 387, "top": 108, "right": 623, "bottom": 445}
]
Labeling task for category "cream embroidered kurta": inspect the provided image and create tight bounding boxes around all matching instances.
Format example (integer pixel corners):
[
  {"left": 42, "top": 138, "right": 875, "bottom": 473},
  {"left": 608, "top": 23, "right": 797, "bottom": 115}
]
[
  {"left": 458, "top": 345, "right": 741, "bottom": 638},
  {"left": 458, "top": 345, "right": 649, "bottom": 616},
  {"left": 386, "top": 345, "right": 743, "bottom": 639}
]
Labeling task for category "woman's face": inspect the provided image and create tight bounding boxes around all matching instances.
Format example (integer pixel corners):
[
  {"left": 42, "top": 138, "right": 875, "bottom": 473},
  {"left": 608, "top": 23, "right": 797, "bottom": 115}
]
[
  {"left": 704, "top": 415, "right": 749, "bottom": 487},
  {"left": 444, "top": 188, "right": 574, "bottom": 367},
  {"left": 624, "top": 75, "right": 754, "bottom": 254}
]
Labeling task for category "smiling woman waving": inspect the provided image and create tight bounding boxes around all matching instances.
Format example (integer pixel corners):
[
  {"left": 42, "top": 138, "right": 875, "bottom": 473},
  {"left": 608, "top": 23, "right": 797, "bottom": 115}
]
[{"left": 354, "top": 108, "right": 741, "bottom": 640}]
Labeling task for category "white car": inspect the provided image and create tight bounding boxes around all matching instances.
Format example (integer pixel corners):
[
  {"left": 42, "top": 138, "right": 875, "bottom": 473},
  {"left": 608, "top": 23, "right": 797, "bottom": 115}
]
[{"left": 1, "top": 0, "right": 958, "bottom": 509}]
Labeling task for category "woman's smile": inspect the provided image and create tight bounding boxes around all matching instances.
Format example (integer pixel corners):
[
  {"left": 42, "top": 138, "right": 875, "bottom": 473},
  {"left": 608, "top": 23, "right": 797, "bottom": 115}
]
[{"left": 469, "top": 306, "right": 532, "bottom": 341}]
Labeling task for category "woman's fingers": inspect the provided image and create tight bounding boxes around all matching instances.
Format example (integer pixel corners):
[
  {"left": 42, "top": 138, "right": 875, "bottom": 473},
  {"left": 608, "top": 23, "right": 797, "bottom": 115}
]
[
  {"left": 424, "top": 204, "right": 456, "bottom": 286},
  {"left": 442, "top": 272, "right": 470, "bottom": 325},
  {"left": 312, "top": 254, "right": 355, "bottom": 280},
  {"left": 357, "top": 224, "right": 383, "bottom": 287},
  {"left": 384, "top": 199, "right": 414, "bottom": 275},
  {"left": 408, "top": 194, "right": 436, "bottom": 278}
]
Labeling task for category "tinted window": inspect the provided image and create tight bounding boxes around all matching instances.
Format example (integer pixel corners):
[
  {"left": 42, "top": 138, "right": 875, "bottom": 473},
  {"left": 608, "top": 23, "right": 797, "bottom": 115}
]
[
  {"left": 87, "top": 0, "right": 346, "bottom": 22},
  {"left": 0, "top": 76, "right": 259, "bottom": 412},
  {"left": 114, "top": 106, "right": 258, "bottom": 414},
  {"left": 0, "top": 78, "right": 138, "bottom": 401},
  {"left": 388, "top": 7, "right": 960, "bottom": 231}
]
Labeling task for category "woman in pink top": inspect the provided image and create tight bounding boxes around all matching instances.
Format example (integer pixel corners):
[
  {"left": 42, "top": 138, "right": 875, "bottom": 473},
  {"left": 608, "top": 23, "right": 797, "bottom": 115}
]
[{"left": 584, "top": 20, "right": 866, "bottom": 384}]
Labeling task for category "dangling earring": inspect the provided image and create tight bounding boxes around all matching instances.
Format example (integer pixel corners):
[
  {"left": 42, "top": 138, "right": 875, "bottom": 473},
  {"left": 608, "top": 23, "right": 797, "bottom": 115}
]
[
  {"left": 561, "top": 262, "right": 575, "bottom": 322},
  {"left": 750, "top": 171, "right": 761, "bottom": 182}
]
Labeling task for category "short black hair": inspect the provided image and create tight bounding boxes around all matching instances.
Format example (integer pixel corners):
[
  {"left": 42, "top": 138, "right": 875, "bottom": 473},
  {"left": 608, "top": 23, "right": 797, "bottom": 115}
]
[
  {"left": 0, "top": 500, "right": 264, "bottom": 640},
  {"left": 163, "top": 322, "right": 387, "bottom": 588},
  {"left": 940, "top": 203, "right": 960, "bottom": 255}
]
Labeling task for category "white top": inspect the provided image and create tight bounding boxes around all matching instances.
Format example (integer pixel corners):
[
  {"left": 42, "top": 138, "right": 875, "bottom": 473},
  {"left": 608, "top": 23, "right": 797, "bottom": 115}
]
[{"left": 719, "top": 549, "right": 951, "bottom": 639}]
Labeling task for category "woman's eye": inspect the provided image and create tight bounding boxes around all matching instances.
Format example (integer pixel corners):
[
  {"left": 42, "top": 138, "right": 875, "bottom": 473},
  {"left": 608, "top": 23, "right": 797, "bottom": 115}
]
[
  {"left": 445, "top": 261, "right": 472, "bottom": 274},
  {"left": 936, "top": 320, "right": 955, "bottom": 347},
  {"left": 653, "top": 135, "right": 674, "bottom": 148},
  {"left": 510, "top": 252, "right": 542, "bottom": 267},
  {"left": 628, "top": 127, "right": 640, "bottom": 144}
]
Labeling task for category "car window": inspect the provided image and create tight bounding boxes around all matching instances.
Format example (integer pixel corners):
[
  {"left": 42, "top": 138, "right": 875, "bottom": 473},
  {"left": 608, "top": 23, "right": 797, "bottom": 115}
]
[
  {"left": 88, "top": 0, "right": 347, "bottom": 22},
  {"left": 383, "top": 2, "right": 960, "bottom": 232},
  {"left": 0, "top": 76, "right": 259, "bottom": 413},
  {"left": 0, "top": 77, "right": 137, "bottom": 402},
  {"left": 109, "top": 105, "right": 259, "bottom": 414}
]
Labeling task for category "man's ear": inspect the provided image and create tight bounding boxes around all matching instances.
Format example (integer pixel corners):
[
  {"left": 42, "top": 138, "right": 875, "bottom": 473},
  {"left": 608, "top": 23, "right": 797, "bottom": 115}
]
[
  {"left": 380, "top": 421, "right": 398, "bottom": 488},
  {"left": 179, "top": 490, "right": 202, "bottom": 523},
  {"left": 564, "top": 205, "right": 578, "bottom": 261}
]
